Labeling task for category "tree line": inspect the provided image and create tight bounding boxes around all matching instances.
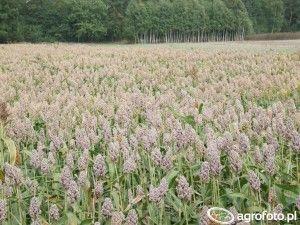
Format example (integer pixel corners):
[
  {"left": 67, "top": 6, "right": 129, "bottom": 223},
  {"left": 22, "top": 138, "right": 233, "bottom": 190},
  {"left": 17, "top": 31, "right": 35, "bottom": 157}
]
[{"left": 0, "top": 0, "right": 299, "bottom": 43}]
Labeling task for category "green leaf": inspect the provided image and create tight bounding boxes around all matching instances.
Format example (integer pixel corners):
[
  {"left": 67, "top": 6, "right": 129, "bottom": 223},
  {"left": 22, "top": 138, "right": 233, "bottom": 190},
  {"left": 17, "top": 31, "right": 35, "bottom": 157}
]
[
  {"left": 198, "top": 103, "right": 204, "bottom": 114},
  {"left": 275, "top": 183, "right": 300, "bottom": 194},
  {"left": 80, "top": 219, "right": 92, "bottom": 225},
  {"left": 3, "top": 138, "right": 17, "bottom": 165},
  {"left": 67, "top": 212, "right": 78, "bottom": 225},
  {"left": 165, "top": 170, "right": 179, "bottom": 183}
]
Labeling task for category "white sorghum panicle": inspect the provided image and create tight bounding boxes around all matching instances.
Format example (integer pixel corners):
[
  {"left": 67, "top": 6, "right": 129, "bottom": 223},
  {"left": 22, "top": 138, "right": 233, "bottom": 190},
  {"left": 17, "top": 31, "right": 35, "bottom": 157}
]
[
  {"left": 26, "top": 178, "right": 39, "bottom": 195},
  {"left": 253, "top": 146, "right": 263, "bottom": 164},
  {"left": 67, "top": 180, "right": 80, "bottom": 204},
  {"left": 111, "top": 211, "right": 125, "bottom": 225},
  {"left": 78, "top": 149, "right": 89, "bottom": 171},
  {"left": 151, "top": 148, "right": 162, "bottom": 166},
  {"left": 93, "top": 154, "right": 106, "bottom": 177},
  {"left": 60, "top": 165, "right": 72, "bottom": 189},
  {"left": 199, "top": 161, "right": 210, "bottom": 183},
  {"left": 49, "top": 204, "right": 60, "bottom": 221},
  {"left": 108, "top": 141, "right": 120, "bottom": 162},
  {"left": 199, "top": 206, "right": 210, "bottom": 225},
  {"left": 136, "top": 185, "right": 144, "bottom": 196},
  {"left": 123, "top": 157, "right": 137, "bottom": 174},
  {"left": 268, "top": 187, "right": 277, "bottom": 205},
  {"left": 29, "top": 197, "right": 41, "bottom": 220},
  {"left": 0, "top": 199, "right": 7, "bottom": 223},
  {"left": 78, "top": 170, "right": 88, "bottom": 187},
  {"left": 176, "top": 175, "right": 192, "bottom": 201},
  {"left": 229, "top": 150, "right": 243, "bottom": 173},
  {"left": 66, "top": 152, "right": 75, "bottom": 169},
  {"left": 161, "top": 149, "right": 173, "bottom": 171},
  {"left": 94, "top": 181, "right": 103, "bottom": 198},
  {"left": 31, "top": 219, "right": 41, "bottom": 225},
  {"left": 149, "top": 178, "right": 168, "bottom": 203},
  {"left": 40, "top": 158, "right": 50, "bottom": 174},
  {"left": 248, "top": 170, "right": 261, "bottom": 192},
  {"left": 101, "top": 198, "right": 113, "bottom": 217},
  {"left": 4, "top": 163, "right": 23, "bottom": 185},
  {"left": 125, "top": 209, "right": 138, "bottom": 225},
  {"left": 229, "top": 206, "right": 239, "bottom": 223},
  {"left": 273, "top": 204, "right": 283, "bottom": 214}
]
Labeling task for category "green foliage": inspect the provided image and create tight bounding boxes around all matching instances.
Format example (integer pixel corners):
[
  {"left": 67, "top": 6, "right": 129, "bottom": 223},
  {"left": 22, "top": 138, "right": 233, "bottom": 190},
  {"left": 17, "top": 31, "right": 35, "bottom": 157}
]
[{"left": 0, "top": 0, "right": 298, "bottom": 43}]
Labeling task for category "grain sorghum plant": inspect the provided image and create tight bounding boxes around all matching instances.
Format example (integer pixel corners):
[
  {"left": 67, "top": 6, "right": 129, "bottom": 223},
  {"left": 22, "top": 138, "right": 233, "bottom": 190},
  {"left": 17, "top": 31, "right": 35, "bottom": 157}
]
[
  {"left": 93, "top": 154, "right": 106, "bottom": 177},
  {"left": 4, "top": 163, "right": 23, "bottom": 185},
  {"left": 248, "top": 171, "right": 261, "bottom": 192},
  {"left": 176, "top": 175, "right": 192, "bottom": 201},
  {"left": 268, "top": 187, "right": 278, "bottom": 205},
  {"left": 49, "top": 204, "right": 60, "bottom": 221},
  {"left": 0, "top": 199, "right": 7, "bottom": 223},
  {"left": 29, "top": 197, "right": 41, "bottom": 220},
  {"left": 94, "top": 181, "right": 104, "bottom": 198},
  {"left": 199, "top": 206, "right": 210, "bottom": 225},
  {"left": 149, "top": 178, "right": 168, "bottom": 203},
  {"left": 78, "top": 170, "right": 88, "bottom": 187},
  {"left": 67, "top": 180, "right": 80, "bottom": 204},
  {"left": 198, "top": 161, "right": 210, "bottom": 183},
  {"left": 125, "top": 209, "right": 138, "bottom": 225},
  {"left": 123, "top": 156, "right": 137, "bottom": 174},
  {"left": 60, "top": 165, "right": 72, "bottom": 189},
  {"left": 78, "top": 149, "right": 89, "bottom": 171},
  {"left": 0, "top": 101, "right": 9, "bottom": 123},
  {"left": 228, "top": 150, "right": 243, "bottom": 173},
  {"left": 66, "top": 152, "right": 75, "bottom": 169},
  {"left": 101, "top": 198, "right": 113, "bottom": 217},
  {"left": 111, "top": 211, "right": 125, "bottom": 225}
]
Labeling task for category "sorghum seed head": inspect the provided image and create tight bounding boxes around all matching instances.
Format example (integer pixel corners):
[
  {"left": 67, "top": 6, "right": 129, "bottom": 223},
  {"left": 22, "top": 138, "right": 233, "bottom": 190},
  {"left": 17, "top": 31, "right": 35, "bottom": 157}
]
[
  {"left": 176, "top": 175, "right": 192, "bottom": 201},
  {"left": 0, "top": 199, "right": 7, "bottom": 222},
  {"left": 111, "top": 211, "right": 125, "bottom": 225},
  {"left": 29, "top": 197, "right": 41, "bottom": 220},
  {"left": 0, "top": 101, "right": 9, "bottom": 123},
  {"left": 49, "top": 204, "right": 60, "bottom": 221},
  {"left": 78, "top": 149, "right": 89, "bottom": 171},
  {"left": 60, "top": 165, "right": 72, "bottom": 189},
  {"left": 273, "top": 204, "right": 283, "bottom": 214},
  {"left": 123, "top": 157, "right": 137, "bottom": 174},
  {"left": 151, "top": 148, "right": 162, "bottom": 166},
  {"left": 199, "top": 161, "right": 210, "bottom": 183},
  {"left": 136, "top": 185, "right": 144, "bottom": 196},
  {"left": 67, "top": 180, "right": 80, "bottom": 204},
  {"left": 268, "top": 187, "right": 278, "bottom": 205},
  {"left": 66, "top": 152, "right": 75, "bottom": 169},
  {"left": 228, "top": 150, "right": 242, "bottom": 173},
  {"left": 4, "top": 163, "right": 23, "bottom": 185},
  {"left": 40, "top": 158, "right": 50, "bottom": 174},
  {"left": 199, "top": 206, "right": 210, "bottom": 225},
  {"left": 125, "top": 209, "right": 138, "bottom": 225},
  {"left": 93, "top": 154, "right": 106, "bottom": 177},
  {"left": 101, "top": 198, "right": 113, "bottom": 217},
  {"left": 248, "top": 170, "right": 261, "bottom": 192},
  {"left": 94, "top": 181, "right": 103, "bottom": 198},
  {"left": 78, "top": 170, "right": 88, "bottom": 187},
  {"left": 149, "top": 178, "right": 168, "bottom": 203}
]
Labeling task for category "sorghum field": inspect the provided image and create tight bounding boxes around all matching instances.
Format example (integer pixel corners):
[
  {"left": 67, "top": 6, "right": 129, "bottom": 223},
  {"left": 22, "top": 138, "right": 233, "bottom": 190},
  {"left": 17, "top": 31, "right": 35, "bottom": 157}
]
[{"left": 0, "top": 41, "right": 300, "bottom": 225}]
